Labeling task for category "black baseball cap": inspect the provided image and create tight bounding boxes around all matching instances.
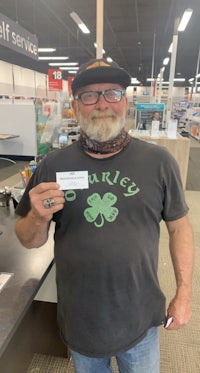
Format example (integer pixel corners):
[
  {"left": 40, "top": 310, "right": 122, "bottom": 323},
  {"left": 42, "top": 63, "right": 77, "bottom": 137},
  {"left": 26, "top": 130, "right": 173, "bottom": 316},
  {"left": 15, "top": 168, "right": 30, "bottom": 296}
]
[{"left": 71, "top": 58, "right": 131, "bottom": 95}]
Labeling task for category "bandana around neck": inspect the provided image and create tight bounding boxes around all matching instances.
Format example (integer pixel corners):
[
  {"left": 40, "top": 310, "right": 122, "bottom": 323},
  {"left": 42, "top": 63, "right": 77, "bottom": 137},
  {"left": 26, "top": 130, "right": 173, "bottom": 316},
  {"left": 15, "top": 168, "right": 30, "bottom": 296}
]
[{"left": 80, "top": 128, "right": 131, "bottom": 154}]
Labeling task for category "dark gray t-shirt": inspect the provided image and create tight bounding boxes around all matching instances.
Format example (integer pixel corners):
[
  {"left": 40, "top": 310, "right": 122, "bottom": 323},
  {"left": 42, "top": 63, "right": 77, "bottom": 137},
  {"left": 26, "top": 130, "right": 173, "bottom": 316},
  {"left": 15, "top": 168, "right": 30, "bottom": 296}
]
[{"left": 16, "top": 138, "right": 188, "bottom": 357}]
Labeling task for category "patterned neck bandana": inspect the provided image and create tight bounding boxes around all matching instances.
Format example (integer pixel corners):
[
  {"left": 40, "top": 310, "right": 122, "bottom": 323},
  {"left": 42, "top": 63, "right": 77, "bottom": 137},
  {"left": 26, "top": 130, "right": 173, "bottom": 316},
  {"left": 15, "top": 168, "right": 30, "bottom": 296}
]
[{"left": 80, "top": 128, "right": 131, "bottom": 154}]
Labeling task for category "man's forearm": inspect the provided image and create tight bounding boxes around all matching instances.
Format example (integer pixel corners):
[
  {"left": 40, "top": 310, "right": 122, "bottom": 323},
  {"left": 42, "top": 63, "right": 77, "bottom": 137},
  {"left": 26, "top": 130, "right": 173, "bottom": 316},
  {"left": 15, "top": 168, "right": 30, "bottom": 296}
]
[
  {"left": 167, "top": 216, "right": 194, "bottom": 300},
  {"left": 15, "top": 210, "right": 50, "bottom": 249}
]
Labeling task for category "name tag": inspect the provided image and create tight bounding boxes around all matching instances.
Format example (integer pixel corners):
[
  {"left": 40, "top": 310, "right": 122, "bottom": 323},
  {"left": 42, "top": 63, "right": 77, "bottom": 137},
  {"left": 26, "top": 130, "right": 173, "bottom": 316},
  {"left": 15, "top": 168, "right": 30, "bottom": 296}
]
[{"left": 56, "top": 171, "right": 89, "bottom": 190}]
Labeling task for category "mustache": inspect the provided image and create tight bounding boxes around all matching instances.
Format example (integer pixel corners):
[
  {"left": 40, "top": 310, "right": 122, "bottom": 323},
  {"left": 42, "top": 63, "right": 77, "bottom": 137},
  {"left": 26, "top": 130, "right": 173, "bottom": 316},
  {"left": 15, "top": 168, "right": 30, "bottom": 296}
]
[{"left": 89, "top": 109, "right": 117, "bottom": 120}]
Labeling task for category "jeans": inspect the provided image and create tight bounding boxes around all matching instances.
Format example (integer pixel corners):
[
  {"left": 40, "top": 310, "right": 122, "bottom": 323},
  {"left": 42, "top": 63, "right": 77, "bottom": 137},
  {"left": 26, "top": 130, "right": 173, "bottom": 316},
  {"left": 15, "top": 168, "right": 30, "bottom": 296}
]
[{"left": 70, "top": 327, "right": 160, "bottom": 373}]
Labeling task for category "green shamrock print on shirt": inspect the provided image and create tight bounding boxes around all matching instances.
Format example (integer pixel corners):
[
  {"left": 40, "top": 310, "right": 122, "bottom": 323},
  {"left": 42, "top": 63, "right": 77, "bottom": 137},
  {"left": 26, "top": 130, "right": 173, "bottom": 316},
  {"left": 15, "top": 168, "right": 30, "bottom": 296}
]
[{"left": 84, "top": 192, "right": 119, "bottom": 228}]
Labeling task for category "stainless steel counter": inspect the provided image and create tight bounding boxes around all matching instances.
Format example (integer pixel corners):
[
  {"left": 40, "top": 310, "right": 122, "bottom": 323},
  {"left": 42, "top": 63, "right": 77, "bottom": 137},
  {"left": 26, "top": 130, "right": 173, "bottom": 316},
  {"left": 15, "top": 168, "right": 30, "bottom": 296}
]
[{"left": 0, "top": 203, "right": 54, "bottom": 357}]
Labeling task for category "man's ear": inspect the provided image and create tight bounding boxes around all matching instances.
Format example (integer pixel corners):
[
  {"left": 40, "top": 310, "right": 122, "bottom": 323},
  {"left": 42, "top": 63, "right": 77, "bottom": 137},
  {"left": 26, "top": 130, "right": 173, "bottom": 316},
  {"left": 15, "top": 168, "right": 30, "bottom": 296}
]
[{"left": 125, "top": 96, "right": 129, "bottom": 112}]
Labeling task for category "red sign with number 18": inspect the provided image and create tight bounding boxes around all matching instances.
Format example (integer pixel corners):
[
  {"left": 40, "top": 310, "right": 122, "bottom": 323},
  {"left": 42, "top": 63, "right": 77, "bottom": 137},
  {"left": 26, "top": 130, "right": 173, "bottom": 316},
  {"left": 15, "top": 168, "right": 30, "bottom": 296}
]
[{"left": 48, "top": 69, "right": 63, "bottom": 91}]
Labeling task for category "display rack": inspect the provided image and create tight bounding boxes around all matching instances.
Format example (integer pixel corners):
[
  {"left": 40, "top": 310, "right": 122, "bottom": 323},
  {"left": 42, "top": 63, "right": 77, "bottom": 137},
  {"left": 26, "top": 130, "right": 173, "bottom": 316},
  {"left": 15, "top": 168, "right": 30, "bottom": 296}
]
[
  {"left": 52, "top": 118, "right": 80, "bottom": 149},
  {"left": 189, "top": 119, "right": 200, "bottom": 141},
  {"left": 186, "top": 107, "right": 200, "bottom": 141},
  {"left": 36, "top": 98, "right": 80, "bottom": 156},
  {"left": 129, "top": 129, "right": 190, "bottom": 189}
]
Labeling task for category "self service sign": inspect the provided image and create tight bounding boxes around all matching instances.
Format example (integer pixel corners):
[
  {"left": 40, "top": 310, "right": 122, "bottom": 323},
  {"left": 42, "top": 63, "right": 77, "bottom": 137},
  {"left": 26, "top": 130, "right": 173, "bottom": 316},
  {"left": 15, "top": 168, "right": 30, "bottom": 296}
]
[{"left": 0, "top": 12, "right": 38, "bottom": 60}]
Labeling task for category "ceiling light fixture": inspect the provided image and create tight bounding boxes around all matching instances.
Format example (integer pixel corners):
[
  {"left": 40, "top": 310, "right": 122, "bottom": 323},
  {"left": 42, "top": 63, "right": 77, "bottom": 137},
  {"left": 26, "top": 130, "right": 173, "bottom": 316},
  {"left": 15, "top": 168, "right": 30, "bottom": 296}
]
[
  {"left": 106, "top": 57, "right": 113, "bottom": 63},
  {"left": 174, "top": 78, "right": 185, "bottom": 82},
  {"left": 131, "top": 78, "right": 140, "bottom": 84},
  {"left": 38, "top": 56, "right": 69, "bottom": 60},
  {"left": 94, "top": 42, "right": 105, "bottom": 54},
  {"left": 59, "top": 67, "right": 79, "bottom": 70},
  {"left": 168, "top": 43, "right": 173, "bottom": 53},
  {"left": 178, "top": 8, "right": 193, "bottom": 32},
  {"left": 163, "top": 57, "right": 170, "bottom": 66},
  {"left": 38, "top": 48, "right": 56, "bottom": 52},
  {"left": 48, "top": 62, "right": 78, "bottom": 66},
  {"left": 70, "top": 12, "right": 90, "bottom": 34}
]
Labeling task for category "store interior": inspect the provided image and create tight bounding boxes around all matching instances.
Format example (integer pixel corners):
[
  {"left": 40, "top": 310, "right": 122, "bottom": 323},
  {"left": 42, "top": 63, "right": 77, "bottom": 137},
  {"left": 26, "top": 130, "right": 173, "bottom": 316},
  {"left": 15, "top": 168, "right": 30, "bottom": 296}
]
[{"left": 0, "top": 0, "right": 200, "bottom": 372}]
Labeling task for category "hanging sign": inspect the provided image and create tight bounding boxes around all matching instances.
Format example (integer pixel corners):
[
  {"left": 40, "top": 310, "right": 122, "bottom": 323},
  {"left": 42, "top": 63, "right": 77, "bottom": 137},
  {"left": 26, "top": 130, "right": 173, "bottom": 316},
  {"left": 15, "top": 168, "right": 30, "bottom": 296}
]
[
  {"left": 136, "top": 103, "right": 165, "bottom": 111},
  {"left": 0, "top": 12, "right": 38, "bottom": 60},
  {"left": 48, "top": 69, "right": 63, "bottom": 91}
]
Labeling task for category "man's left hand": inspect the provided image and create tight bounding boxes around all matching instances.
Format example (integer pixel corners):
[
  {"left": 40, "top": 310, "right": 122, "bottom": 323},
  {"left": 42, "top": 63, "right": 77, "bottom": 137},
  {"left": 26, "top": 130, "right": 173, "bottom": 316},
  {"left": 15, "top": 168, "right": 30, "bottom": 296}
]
[{"left": 165, "top": 296, "right": 192, "bottom": 330}]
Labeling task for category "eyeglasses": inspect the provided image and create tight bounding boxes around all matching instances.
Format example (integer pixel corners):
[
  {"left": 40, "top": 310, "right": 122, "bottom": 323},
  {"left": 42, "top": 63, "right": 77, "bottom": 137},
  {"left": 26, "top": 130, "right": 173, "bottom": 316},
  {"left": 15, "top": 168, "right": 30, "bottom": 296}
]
[{"left": 74, "top": 89, "right": 126, "bottom": 105}]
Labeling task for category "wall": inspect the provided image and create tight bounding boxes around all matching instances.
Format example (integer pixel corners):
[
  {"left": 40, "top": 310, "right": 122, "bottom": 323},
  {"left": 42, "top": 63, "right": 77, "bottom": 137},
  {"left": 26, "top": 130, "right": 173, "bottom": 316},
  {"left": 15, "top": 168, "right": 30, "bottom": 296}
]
[
  {"left": 0, "top": 60, "right": 69, "bottom": 100},
  {"left": 0, "top": 101, "right": 37, "bottom": 156},
  {"left": 0, "top": 60, "right": 71, "bottom": 157}
]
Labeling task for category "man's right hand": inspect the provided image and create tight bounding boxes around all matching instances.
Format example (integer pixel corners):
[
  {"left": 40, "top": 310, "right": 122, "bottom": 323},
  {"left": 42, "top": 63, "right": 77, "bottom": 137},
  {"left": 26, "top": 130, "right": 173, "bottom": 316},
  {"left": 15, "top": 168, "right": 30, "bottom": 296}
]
[{"left": 29, "top": 182, "right": 65, "bottom": 223}]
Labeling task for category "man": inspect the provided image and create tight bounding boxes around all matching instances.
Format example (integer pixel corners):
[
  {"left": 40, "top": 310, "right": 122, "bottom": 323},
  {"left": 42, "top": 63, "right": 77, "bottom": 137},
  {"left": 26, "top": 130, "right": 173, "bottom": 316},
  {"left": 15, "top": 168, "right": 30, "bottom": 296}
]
[{"left": 15, "top": 59, "right": 194, "bottom": 373}]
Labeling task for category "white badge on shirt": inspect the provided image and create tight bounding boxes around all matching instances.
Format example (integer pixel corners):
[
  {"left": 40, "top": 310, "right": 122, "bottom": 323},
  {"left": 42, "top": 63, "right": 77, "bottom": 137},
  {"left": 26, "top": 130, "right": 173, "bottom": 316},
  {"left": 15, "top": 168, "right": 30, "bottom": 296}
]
[{"left": 56, "top": 171, "right": 89, "bottom": 190}]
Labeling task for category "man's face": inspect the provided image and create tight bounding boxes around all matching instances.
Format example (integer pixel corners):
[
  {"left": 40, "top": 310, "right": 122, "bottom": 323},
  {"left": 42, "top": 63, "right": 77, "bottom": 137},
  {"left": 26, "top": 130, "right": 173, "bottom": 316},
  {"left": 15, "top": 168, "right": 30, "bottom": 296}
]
[{"left": 72, "top": 83, "right": 128, "bottom": 142}]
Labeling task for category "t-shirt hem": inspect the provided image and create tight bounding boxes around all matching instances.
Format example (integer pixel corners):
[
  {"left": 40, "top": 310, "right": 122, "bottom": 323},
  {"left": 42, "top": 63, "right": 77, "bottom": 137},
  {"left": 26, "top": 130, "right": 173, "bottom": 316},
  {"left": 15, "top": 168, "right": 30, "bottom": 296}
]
[{"left": 66, "top": 325, "right": 161, "bottom": 358}]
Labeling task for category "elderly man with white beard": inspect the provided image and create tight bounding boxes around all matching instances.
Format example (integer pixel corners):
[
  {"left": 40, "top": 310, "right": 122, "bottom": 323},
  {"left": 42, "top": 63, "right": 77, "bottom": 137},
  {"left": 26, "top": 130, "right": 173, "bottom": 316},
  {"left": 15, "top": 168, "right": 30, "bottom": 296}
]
[{"left": 15, "top": 58, "right": 194, "bottom": 373}]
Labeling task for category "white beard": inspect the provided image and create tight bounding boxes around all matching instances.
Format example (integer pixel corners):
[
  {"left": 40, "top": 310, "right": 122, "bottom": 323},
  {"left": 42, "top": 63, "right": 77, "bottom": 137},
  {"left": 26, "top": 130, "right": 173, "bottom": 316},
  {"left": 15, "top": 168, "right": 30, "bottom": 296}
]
[{"left": 77, "top": 108, "right": 126, "bottom": 142}]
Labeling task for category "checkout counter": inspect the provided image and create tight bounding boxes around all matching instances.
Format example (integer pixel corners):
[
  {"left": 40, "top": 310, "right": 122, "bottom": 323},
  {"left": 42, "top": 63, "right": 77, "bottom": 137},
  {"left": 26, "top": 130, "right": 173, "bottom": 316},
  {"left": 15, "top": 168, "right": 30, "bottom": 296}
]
[
  {"left": 0, "top": 203, "right": 67, "bottom": 373},
  {"left": 129, "top": 130, "right": 190, "bottom": 189}
]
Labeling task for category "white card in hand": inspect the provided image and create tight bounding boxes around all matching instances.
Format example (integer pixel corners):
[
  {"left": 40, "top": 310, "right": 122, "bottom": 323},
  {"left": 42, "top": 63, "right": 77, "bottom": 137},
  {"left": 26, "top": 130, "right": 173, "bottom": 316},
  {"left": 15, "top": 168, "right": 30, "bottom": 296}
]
[
  {"left": 0, "top": 272, "right": 13, "bottom": 293},
  {"left": 56, "top": 171, "right": 89, "bottom": 190},
  {"left": 165, "top": 316, "right": 173, "bottom": 328}
]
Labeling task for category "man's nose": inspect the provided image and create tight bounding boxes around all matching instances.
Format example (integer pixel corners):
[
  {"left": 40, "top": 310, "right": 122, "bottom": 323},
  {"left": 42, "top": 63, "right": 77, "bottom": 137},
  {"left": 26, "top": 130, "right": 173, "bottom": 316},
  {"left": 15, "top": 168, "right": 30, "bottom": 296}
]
[{"left": 95, "top": 93, "right": 109, "bottom": 109}]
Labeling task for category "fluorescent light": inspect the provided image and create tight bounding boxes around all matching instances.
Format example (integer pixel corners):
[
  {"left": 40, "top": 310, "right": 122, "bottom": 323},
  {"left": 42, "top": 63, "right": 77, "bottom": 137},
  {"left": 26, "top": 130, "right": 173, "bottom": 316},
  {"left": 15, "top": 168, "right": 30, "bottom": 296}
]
[
  {"left": 131, "top": 78, "right": 140, "bottom": 84},
  {"left": 147, "top": 78, "right": 185, "bottom": 83},
  {"left": 178, "top": 8, "right": 193, "bottom": 31},
  {"left": 66, "top": 71, "right": 77, "bottom": 74},
  {"left": 189, "top": 78, "right": 194, "bottom": 82},
  {"left": 48, "top": 62, "right": 78, "bottom": 66},
  {"left": 174, "top": 78, "right": 185, "bottom": 82},
  {"left": 38, "top": 48, "right": 56, "bottom": 52},
  {"left": 38, "top": 56, "right": 69, "bottom": 60},
  {"left": 168, "top": 43, "right": 173, "bottom": 53},
  {"left": 106, "top": 57, "right": 113, "bottom": 63},
  {"left": 147, "top": 78, "right": 167, "bottom": 83},
  {"left": 94, "top": 42, "right": 105, "bottom": 54},
  {"left": 59, "top": 67, "right": 79, "bottom": 70},
  {"left": 79, "top": 24, "right": 90, "bottom": 34},
  {"left": 163, "top": 57, "right": 170, "bottom": 66},
  {"left": 196, "top": 73, "right": 200, "bottom": 78},
  {"left": 70, "top": 12, "right": 90, "bottom": 34}
]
